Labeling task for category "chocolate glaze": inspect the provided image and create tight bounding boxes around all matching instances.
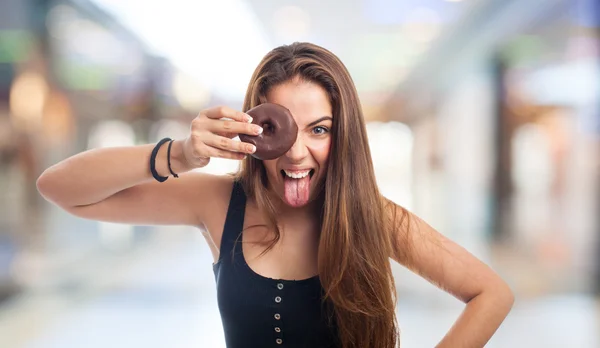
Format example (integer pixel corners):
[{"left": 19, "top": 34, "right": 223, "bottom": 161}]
[{"left": 239, "top": 103, "right": 298, "bottom": 160}]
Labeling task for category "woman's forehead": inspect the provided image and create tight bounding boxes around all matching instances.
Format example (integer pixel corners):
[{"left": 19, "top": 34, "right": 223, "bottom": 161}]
[{"left": 266, "top": 81, "right": 333, "bottom": 125}]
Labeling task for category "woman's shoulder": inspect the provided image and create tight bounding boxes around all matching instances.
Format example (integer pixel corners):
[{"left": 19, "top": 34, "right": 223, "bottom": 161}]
[
  {"left": 185, "top": 171, "right": 237, "bottom": 222},
  {"left": 186, "top": 171, "right": 236, "bottom": 192},
  {"left": 183, "top": 172, "right": 241, "bottom": 246}
]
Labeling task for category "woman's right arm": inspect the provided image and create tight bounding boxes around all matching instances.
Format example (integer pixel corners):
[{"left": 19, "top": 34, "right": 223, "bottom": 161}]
[{"left": 36, "top": 106, "right": 262, "bottom": 227}]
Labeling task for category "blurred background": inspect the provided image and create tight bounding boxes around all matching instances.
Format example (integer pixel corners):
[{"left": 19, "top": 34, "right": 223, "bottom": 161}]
[{"left": 0, "top": 0, "right": 598, "bottom": 347}]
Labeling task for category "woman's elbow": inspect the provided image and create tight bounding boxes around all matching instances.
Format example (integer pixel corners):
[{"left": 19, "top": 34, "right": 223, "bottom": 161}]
[{"left": 488, "top": 280, "right": 515, "bottom": 313}]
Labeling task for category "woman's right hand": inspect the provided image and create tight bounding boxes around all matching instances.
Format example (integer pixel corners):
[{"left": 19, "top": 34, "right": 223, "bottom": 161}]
[{"left": 181, "top": 105, "right": 263, "bottom": 169}]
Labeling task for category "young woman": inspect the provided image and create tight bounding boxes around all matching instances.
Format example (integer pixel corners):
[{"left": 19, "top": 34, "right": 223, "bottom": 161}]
[{"left": 37, "top": 42, "right": 514, "bottom": 348}]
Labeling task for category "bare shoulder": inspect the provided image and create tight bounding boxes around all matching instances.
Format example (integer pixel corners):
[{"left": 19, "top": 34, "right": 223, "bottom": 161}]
[
  {"left": 189, "top": 172, "right": 239, "bottom": 257},
  {"left": 193, "top": 172, "right": 236, "bottom": 229},
  {"left": 157, "top": 170, "right": 235, "bottom": 230}
]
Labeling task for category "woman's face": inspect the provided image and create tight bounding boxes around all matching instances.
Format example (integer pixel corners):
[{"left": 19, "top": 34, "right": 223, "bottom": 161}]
[{"left": 262, "top": 80, "right": 333, "bottom": 208}]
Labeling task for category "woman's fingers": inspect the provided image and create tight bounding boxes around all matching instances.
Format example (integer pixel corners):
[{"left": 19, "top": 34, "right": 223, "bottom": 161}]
[
  {"left": 203, "top": 133, "right": 256, "bottom": 155},
  {"left": 204, "top": 105, "right": 252, "bottom": 122},
  {"left": 208, "top": 118, "right": 263, "bottom": 137},
  {"left": 184, "top": 105, "right": 261, "bottom": 163},
  {"left": 203, "top": 145, "right": 248, "bottom": 160},
  {"left": 197, "top": 106, "right": 262, "bottom": 137}
]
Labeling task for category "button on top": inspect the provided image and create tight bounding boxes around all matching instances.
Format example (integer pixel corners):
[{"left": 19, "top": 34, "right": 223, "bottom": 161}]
[
  {"left": 275, "top": 296, "right": 282, "bottom": 303},
  {"left": 274, "top": 313, "right": 281, "bottom": 320},
  {"left": 276, "top": 338, "right": 283, "bottom": 344},
  {"left": 277, "top": 283, "right": 284, "bottom": 290}
]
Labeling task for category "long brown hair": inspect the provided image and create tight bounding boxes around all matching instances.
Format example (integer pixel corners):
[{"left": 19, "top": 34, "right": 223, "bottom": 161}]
[{"left": 235, "top": 42, "right": 409, "bottom": 348}]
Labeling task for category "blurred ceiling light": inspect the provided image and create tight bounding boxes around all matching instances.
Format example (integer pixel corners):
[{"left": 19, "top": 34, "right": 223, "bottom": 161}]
[
  {"left": 9, "top": 72, "right": 48, "bottom": 132},
  {"left": 272, "top": 5, "right": 311, "bottom": 42},
  {"left": 404, "top": 7, "right": 442, "bottom": 44},
  {"left": 445, "top": 0, "right": 464, "bottom": 2},
  {"left": 172, "top": 72, "right": 211, "bottom": 113}
]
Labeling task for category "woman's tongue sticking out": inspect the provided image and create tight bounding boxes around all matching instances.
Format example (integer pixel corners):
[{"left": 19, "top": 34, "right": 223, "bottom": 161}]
[{"left": 283, "top": 171, "right": 311, "bottom": 207}]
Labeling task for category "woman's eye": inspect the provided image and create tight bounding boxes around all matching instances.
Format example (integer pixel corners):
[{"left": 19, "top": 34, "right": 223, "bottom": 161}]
[{"left": 313, "top": 126, "right": 329, "bottom": 135}]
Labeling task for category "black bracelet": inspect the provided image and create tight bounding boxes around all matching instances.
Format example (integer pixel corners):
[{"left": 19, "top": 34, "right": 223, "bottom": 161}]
[
  {"left": 167, "top": 140, "right": 179, "bottom": 178},
  {"left": 150, "top": 137, "right": 172, "bottom": 182}
]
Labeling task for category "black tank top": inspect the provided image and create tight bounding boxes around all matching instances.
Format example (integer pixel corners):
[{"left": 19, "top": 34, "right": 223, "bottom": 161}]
[{"left": 212, "top": 180, "right": 339, "bottom": 347}]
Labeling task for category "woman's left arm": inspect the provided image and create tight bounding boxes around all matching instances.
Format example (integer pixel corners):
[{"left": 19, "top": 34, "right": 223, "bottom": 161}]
[{"left": 389, "top": 206, "right": 514, "bottom": 348}]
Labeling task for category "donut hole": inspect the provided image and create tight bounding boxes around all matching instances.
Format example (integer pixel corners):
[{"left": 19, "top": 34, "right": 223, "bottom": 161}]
[{"left": 261, "top": 122, "right": 276, "bottom": 136}]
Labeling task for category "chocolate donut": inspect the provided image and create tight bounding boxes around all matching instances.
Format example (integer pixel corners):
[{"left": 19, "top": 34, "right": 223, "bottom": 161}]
[{"left": 239, "top": 103, "right": 298, "bottom": 160}]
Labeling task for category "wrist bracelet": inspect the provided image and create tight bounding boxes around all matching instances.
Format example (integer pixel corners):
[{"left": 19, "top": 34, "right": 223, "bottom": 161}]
[
  {"left": 150, "top": 137, "right": 172, "bottom": 182},
  {"left": 167, "top": 140, "right": 179, "bottom": 178}
]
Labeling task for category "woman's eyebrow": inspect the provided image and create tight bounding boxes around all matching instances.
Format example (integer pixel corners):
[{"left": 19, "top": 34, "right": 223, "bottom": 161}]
[{"left": 306, "top": 116, "right": 333, "bottom": 128}]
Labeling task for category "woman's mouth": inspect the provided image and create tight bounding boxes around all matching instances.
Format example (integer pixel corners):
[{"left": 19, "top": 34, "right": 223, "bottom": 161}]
[
  {"left": 280, "top": 169, "right": 315, "bottom": 179},
  {"left": 280, "top": 169, "right": 315, "bottom": 207}
]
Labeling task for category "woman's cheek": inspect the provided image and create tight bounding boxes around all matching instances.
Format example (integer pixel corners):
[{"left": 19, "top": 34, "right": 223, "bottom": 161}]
[{"left": 309, "top": 138, "right": 331, "bottom": 159}]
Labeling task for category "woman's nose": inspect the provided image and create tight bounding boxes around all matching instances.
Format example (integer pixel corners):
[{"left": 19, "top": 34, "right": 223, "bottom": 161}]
[{"left": 285, "top": 134, "right": 308, "bottom": 161}]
